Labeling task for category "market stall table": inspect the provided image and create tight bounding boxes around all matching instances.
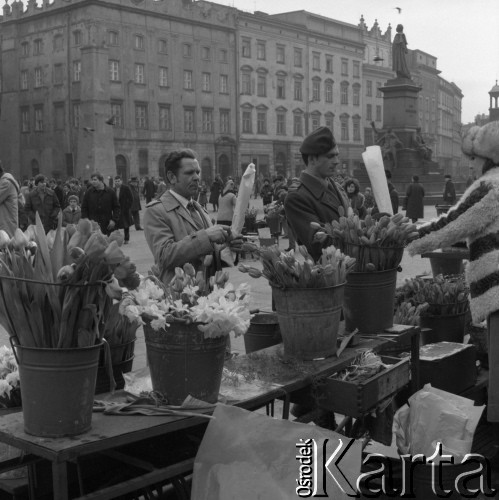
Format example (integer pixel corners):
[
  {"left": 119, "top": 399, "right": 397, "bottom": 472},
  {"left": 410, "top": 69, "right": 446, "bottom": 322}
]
[{"left": 0, "top": 325, "right": 420, "bottom": 499}]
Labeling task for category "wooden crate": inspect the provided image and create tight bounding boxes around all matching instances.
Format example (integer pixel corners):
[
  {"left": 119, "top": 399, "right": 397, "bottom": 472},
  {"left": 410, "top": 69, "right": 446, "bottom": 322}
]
[{"left": 316, "top": 356, "right": 410, "bottom": 418}]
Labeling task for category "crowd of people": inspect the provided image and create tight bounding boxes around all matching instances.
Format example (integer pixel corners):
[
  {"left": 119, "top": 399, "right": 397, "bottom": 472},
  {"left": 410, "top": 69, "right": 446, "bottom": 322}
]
[{"left": 0, "top": 171, "right": 172, "bottom": 240}]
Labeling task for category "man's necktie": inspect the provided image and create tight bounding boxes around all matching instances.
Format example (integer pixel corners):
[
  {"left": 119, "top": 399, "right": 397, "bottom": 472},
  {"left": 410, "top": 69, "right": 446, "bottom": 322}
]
[{"left": 187, "top": 201, "right": 204, "bottom": 230}]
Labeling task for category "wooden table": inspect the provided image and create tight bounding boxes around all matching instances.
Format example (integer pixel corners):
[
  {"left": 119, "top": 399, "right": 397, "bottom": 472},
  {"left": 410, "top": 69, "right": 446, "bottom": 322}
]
[{"left": 0, "top": 325, "right": 420, "bottom": 499}]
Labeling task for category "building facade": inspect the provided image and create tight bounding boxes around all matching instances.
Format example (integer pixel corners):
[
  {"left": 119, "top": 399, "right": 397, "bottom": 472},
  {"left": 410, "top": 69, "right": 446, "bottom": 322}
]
[{"left": 0, "top": 0, "right": 466, "bottom": 183}]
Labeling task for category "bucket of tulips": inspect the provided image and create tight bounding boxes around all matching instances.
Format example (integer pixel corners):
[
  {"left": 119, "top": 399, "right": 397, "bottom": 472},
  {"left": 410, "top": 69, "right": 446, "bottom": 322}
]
[
  {"left": 312, "top": 208, "right": 419, "bottom": 334},
  {"left": 239, "top": 244, "right": 356, "bottom": 360},
  {"left": 0, "top": 214, "right": 140, "bottom": 437}
]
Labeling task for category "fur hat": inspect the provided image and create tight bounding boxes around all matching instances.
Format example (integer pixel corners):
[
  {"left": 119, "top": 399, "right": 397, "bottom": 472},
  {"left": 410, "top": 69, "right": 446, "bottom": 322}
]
[
  {"left": 462, "top": 121, "right": 499, "bottom": 163},
  {"left": 300, "top": 126, "right": 336, "bottom": 155}
]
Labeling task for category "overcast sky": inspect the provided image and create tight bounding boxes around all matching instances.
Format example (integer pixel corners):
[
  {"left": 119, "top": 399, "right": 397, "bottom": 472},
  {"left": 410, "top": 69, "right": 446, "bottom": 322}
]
[{"left": 217, "top": 0, "right": 499, "bottom": 123}]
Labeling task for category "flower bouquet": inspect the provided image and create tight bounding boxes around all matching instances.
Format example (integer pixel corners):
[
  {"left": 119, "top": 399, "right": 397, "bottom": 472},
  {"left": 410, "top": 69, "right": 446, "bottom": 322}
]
[
  {"left": 396, "top": 274, "right": 469, "bottom": 344},
  {"left": 120, "top": 264, "right": 252, "bottom": 404},
  {"left": 0, "top": 214, "right": 140, "bottom": 437},
  {"left": 244, "top": 207, "right": 259, "bottom": 233},
  {"left": 0, "top": 346, "right": 20, "bottom": 409},
  {"left": 0, "top": 215, "right": 140, "bottom": 349},
  {"left": 312, "top": 208, "right": 419, "bottom": 272},
  {"left": 238, "top": 244, "right": 356, "bottom": 289}
]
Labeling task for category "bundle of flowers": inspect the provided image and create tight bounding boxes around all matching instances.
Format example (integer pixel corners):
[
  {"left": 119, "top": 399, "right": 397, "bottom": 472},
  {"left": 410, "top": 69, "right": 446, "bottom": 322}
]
[
  {"left": 396, "top": 274, "right": 469, "bottom": 316},
  {"left": 121, "top": 264, "right": 251, "bottom": 339},
  {"left": 244, "top": 207, "right": 258, "bottom": 223},
  {"left": 0, "top": 346, "right": 20, "bottom": 408},
  {"left": 312, "top": 208, "right": 419, "bottom": 271},
  {"left": 238, "top": 244, "right": 356, "bottom": 288},
  {"left": 0, "top": 214, "right": 140, "bottom": 348}
]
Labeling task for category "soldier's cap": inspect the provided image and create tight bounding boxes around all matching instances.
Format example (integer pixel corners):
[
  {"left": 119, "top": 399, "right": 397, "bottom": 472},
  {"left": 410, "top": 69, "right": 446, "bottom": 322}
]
[{"left": 299, "top": 126, "right": 336, "bottom": 155}]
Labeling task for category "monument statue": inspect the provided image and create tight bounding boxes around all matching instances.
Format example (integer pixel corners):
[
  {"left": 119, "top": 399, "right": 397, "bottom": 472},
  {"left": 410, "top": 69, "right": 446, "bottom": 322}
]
[
  {"left": 412, "top": 127, "right": 433, "bottom": 161},
  {"left": 371, "top": 122, "right": 403, "bottom": 169},
  {"left": 392, "top": 24, "right": 411, "bottom": 80}
]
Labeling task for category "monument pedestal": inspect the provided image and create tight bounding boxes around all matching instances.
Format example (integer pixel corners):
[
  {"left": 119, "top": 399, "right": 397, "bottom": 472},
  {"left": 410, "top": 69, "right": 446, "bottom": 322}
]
[{"left": 381, "top": 78, "right": 421, "bottom": 133}]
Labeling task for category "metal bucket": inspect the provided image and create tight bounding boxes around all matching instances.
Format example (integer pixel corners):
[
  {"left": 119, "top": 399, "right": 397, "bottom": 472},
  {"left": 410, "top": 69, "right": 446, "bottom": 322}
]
[
  {"left": 343, "top": 268, "right": 398, "bottom": 334},
  {"left": 12, "top": 339, "right": 101, "bottom": 437},
  {"left": 143, "top": 322, "right": 226, "bottom": 405},
  {"left": 420, "top": 311, "right": 468, "bottom": 345},
  {"left": 271, "top": 284, "right": 344, "bottom": 360},
  {"left": 243, "top": 313, "right": 282, "bottom": 354}
]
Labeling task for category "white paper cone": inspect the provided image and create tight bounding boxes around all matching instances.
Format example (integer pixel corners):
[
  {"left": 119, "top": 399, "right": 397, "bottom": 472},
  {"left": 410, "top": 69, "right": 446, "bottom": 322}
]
[
  {"left": 231, "top": 163, "right": 256, "bottom": 236},
  {"left": 361, "top": 146, "right": 393, "bottom": 215}
]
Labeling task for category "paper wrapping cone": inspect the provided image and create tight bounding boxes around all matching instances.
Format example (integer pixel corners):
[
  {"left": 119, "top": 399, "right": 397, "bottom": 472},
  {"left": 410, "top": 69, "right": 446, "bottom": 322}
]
[
  {"left": 361, "top": 146, "right": 393, "bottom": 215},
  {"left": 231, "top": 163, "right": 256, "bottom": 236}
]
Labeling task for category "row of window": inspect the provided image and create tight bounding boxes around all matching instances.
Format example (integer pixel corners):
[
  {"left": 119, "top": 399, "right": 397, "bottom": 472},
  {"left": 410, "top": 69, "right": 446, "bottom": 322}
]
[
  {"left": 241, "top": 39, "right": 361, "bottom": 77},
  {"left": 19, "top": 104, "right": 232, "bottom": 134},
  {"left": 241, "top": 73, "right": 361, "bottom": 104},
  {"left": 20, "top": 103, "right": 365, "bottom": 141},
  {"left": 242, "top": 109, "right": 362, "bottom": 141},
  {"left": 20, "top": 31, "right": 229, "bottom": 63}
]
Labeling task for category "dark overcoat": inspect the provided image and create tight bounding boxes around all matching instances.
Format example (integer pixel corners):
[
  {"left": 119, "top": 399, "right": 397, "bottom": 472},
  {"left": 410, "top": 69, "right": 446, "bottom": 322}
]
[
  {"left": 405, "top": 182, "right": 425, "bottom": 219},
  {"left": 81, "top": 186, "right": 120, "bottom": 234},
  {"left": 115, "top": 184, "right": 134, "bottom": 229},
  {"left": 284, "top": 171, "right": 350, "bottom": 262}
]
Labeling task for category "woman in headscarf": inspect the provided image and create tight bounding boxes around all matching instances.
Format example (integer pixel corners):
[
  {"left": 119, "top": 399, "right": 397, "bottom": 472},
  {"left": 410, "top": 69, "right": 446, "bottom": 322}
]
[
  {"left": 408, "top": 121, "right": 499, "bottom": 433},
  {"left": 343, "top": 177, "right": 366, "bottom": 219},
  {"left": 216, "top": 179, "right": 237, "bottom": 226}
]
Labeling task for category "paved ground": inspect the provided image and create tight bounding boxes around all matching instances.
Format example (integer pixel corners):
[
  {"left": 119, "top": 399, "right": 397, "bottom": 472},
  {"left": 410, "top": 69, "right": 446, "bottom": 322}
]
[{"left": 0, "top": 200, "right": 439, "bottom": 371}]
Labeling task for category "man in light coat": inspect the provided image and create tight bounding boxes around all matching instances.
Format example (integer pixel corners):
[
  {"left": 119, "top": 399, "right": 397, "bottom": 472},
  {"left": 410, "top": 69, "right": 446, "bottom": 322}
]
[
  {"left": 0, "top": 163, "right": 20, "bottom": 236},
  {"left": 143, "top": 149, "right": 234, "bottom": 285}
]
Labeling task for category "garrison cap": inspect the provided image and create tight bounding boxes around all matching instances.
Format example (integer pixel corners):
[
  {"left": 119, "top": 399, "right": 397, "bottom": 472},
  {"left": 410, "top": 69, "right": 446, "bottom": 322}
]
[{"left": 299, "top": 126, "right": 336, "bottom": 155}]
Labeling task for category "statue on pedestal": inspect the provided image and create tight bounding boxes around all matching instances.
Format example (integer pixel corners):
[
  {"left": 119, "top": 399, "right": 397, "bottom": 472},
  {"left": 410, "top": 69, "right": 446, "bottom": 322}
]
[
  {"left": 371, "top": 122, "right": 403, "bottom": 169},
  {"left": 392, "top": 24, "right": 411, "bottom": 80},
  {"left": 412, "top": 127, "right": 433, "bottom": 161}
]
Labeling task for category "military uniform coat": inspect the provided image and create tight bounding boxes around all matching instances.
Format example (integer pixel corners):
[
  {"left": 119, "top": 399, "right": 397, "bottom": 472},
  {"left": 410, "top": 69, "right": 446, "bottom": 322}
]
[
  {"left": 143, "top": 191, "right": 215, "bottom": 284},
  {"left": 284, "top": 171, "right": 350, "bottom": 262}
]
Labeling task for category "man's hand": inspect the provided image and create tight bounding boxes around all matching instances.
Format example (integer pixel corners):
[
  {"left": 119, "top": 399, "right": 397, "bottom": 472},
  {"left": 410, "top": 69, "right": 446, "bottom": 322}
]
[
  {"left": 107, "top": 220, "right": 116, "bottom": 231},
  {"left": 206, "top": 225, "right": 230, "bottom": 244}
]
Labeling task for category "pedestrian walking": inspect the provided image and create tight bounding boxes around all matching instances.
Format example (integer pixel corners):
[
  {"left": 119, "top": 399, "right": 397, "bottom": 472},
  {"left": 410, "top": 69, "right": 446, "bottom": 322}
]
[
  {"left": 442, "top": 174, "right": 456, "bottom": 205},
  {"left": 404, "top": 175, "right": 425, "bottom": 223},
  {"left": 81, "top": 172, "right": 120, "bottom": 235},
  {"left": 129, "top": 177, "right": 143, "bottom": 230},
  {"left": 24, "top": 174, "right": 61, "bottom": 233},
  {"left": 143, "top": 176, "right": 156, "bottom": 204},
  {"left": 114, "top": 175, "right": 134, "bottom": 244},
  {"left": 209, "top": 175, "right": 223, "bottom": 212},
  {"left": 343, "top": 178, "right": 366, "bottom": 219},
  {"left": 197, "top": 181, "right": 208, "bottom": 209},
  {"left": 260, "top": 179, "right": 273, "bottom": 207}
]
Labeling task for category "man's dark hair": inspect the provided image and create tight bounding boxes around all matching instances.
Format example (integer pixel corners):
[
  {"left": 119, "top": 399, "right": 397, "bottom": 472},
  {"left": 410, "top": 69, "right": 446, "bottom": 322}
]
[
  {"left": 114, "top": 175, "right": 122, "bottom": 181},
  {"left": 91, "top": 172, "right": 104, "bottom": 182},
  {"left": 165, "top": 149, "right": 196, "bottom": 177},
  {"left": 34, "top": 174, "right": 46, "bottom": 185},
  {"left": 413, "top": 175, "right": 419, "bottom": 182}
]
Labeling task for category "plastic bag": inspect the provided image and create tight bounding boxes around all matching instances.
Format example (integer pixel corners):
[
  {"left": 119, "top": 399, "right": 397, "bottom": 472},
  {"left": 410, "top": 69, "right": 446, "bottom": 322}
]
[
  {"left": 394, "top": 384, "right": 484, "bottom": 457},
  {"left": 191, "top": 404, "right": 362, "bottom": 500}
]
